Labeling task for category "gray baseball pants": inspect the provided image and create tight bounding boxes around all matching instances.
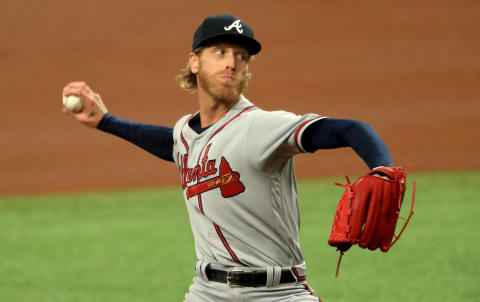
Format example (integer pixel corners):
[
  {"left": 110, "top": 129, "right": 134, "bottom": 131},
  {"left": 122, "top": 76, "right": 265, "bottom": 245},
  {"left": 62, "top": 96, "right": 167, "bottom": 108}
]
[{"left": 183, "top": 276, "right": 321, "bottom": 302}]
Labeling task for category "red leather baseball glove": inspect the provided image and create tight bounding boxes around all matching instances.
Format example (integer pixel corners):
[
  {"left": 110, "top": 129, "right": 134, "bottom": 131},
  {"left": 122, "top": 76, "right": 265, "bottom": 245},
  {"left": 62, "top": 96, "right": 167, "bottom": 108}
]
[{"left": 328, "top": 166, "right": 415, "bottom": 276}]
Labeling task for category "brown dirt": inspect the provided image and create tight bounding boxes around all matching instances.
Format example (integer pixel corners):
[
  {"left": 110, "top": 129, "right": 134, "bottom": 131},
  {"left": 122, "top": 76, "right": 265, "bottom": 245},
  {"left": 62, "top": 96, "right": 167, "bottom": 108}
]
[{"left": 1, "top": 0, "right": 479, "bottom": 195}]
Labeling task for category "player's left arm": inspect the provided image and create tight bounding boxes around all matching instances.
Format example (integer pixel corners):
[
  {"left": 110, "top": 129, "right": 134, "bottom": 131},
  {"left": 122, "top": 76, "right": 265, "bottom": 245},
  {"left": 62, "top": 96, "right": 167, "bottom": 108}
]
[{"left": 301, "top": 118, "right": 393, "bottom": 169}]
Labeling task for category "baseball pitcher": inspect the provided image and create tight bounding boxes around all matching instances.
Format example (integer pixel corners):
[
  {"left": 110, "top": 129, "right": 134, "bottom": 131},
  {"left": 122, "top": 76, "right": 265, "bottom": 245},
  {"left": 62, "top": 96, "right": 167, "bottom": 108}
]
[{"left": 62, "top": 14, "right": 413, "bottom": 302}]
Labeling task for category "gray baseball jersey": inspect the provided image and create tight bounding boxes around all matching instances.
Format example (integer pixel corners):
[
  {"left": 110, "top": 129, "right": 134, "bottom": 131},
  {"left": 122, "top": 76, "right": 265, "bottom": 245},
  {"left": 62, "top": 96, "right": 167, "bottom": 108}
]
[{"left": 173, "top": 95, "right": 323, "bottom": 277}]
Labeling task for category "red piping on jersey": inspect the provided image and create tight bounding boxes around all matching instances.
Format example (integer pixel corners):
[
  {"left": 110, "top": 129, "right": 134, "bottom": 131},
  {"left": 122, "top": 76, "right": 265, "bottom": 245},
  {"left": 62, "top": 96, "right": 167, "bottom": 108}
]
[
  {"left": 291, "top": 266, "right": 307, "bottom": 281},
  {"left": 180, "top": 114, "right": 193, "bottom": 153},
  {"left": 192, "top": 105, "right": 255, "bottom": 264},
  {"left": 206, "top": 105, "right": 256, "bottom": 146},
  {"left": 303, "top": 284, "right": 321, "bottom": 301},
  {"left": 195, "top": 105, "right": 256, "bottom": 165},
  {"left": 293, "top": 116, "right": 323, "bottom": 153},
  {"left": 214, "top": 223, "right": 241, "bottom": 264},
  {"left": 197, "top": 195, "right": 204, "bottom": 214},
  {"left": 192, "top": 106, "right": 255, "bottom": 214},
  {"left": 304, "top": 284, "right": 314, "bottom": 295},
  {"left": 200, "top": 105, "right": 255, "bottom": 264}
]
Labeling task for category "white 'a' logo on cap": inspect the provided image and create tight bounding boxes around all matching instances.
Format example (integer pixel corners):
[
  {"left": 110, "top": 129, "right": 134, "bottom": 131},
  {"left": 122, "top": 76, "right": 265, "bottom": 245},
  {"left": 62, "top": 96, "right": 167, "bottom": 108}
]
[{"left": 224, "top": 20, "right": 244, "bottom": 34}]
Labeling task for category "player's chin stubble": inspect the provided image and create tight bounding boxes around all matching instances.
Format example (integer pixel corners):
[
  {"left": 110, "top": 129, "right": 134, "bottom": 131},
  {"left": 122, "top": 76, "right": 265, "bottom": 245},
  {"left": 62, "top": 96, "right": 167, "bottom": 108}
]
[{"left": 197, "top": 68, "right": 247, "bottom": 105}]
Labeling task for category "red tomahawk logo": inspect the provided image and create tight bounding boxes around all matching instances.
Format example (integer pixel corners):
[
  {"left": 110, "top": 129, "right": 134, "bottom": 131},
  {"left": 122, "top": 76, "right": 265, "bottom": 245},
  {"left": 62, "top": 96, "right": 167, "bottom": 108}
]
[{"left": 186, "top": 157, "right": 245, "bottom": 199}]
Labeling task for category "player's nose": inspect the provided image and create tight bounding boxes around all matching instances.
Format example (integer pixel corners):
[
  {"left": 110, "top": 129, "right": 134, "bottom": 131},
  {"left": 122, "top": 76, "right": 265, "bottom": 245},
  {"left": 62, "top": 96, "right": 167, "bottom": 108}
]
[{"left": 224, "top": 50, "right": 236, "bottom": 70}]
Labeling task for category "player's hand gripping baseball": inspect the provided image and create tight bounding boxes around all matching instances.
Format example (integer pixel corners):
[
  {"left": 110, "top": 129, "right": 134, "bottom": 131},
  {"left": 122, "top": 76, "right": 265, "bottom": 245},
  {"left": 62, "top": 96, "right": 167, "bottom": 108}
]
[{"left": 62, "top": 81, "right": 108, "bottom": 128}]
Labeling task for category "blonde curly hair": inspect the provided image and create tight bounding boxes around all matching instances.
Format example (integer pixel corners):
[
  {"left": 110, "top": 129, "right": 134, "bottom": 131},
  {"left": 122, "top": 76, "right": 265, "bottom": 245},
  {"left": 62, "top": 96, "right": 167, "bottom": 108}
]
[{"left": 175, "top": 47, "right": 254, "bottom": 92}]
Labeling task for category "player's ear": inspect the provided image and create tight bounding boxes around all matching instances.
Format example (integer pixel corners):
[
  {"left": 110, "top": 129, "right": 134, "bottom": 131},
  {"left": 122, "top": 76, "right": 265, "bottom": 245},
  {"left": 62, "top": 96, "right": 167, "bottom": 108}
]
[{"left": 189, "top": 52, "right": 200, "bottom": 74}]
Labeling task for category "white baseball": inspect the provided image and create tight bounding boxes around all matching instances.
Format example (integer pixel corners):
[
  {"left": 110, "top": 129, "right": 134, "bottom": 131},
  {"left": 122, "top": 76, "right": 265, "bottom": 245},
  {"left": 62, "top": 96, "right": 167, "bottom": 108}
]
[{"left": 62, "top": 95, "right": 83, "bottom": 113}]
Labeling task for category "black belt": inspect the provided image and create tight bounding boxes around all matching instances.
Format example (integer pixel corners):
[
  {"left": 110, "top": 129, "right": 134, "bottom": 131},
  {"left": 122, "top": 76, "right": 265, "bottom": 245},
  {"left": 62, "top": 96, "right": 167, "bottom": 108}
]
[{"left": 205, "top": 265, "right": 297, "bottom": 287}]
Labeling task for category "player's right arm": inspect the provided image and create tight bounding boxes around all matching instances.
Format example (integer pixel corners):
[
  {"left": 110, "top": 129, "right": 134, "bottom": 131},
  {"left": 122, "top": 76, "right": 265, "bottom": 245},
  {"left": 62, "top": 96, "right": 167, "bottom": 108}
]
[
  {"left": 62, "top": 81, "right": 174, "bottom": 163},
  {"left": 97, "top": 114, "right": 174, "bottom": 162}
]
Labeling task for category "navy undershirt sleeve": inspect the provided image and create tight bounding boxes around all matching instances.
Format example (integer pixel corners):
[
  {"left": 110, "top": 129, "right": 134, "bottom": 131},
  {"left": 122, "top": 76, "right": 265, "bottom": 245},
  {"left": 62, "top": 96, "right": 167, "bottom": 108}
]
[
  {"left": 95, "top": 114, "right": 390, "bottom": 168},
  {"left": 97, "top": 113, "right": 174, "bottom": 162},
  {"left": 301, "top": 118, "right": 393, "bottom": 169}
]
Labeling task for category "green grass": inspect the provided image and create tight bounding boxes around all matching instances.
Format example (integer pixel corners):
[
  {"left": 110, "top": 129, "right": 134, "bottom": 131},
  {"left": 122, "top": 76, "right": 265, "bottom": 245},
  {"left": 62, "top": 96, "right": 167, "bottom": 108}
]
[
  {"left": 300, "top": 170, "right": 480, "bottom": 302},
  {"left": 0, "top": 170, "right": 479, "bottom": 302},
  {"left": 0, "top": 189, "right": 195, "bottom": 302}
]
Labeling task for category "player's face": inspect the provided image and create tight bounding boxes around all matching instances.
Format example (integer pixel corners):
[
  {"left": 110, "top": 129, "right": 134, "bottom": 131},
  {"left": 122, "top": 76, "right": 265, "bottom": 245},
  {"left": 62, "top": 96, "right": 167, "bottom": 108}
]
[{"left": 193, "top": 43, "right": 250, "bottom": 105}]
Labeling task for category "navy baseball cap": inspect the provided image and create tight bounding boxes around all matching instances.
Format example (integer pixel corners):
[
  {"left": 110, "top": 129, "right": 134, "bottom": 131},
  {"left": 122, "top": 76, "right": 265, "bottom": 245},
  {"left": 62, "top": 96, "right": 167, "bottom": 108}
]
[{"left": 192, "top": 14, "right": 262, "bottom": 55}]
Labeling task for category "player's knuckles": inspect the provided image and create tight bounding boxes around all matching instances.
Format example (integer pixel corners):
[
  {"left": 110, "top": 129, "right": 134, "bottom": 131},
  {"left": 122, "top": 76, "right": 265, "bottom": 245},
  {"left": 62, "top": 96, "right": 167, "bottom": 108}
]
[
  {"left": 77, "top": 81, "right": 87, "bottom": 88},
  {"left": 63, "top": 86, "right": 83, "bottom": 96},
  {"left": 82, "top": 87, "right": 97, "bottom": 99},
  {"left": 62, "top": 85, "right": 75, "bottom": 95},
  {"left": 64, "top": 82, "right": 88, "bottom": 95},
  {"left": 81, "top": 83, "right": 96, "bottom": 95},
  {"left": 64, "top": 81, "right": 84, "bottom": 90}
]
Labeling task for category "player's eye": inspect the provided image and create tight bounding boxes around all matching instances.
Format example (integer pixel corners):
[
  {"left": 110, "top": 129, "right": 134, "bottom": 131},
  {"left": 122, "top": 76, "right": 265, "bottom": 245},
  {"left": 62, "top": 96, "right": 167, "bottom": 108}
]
[
  {"left": 236, "top": 52, "right": 250, "bottom": 62},
  {"left": 237, "top": 53, "right": 247, "bottom": 61},
  {"left": 215, "top": 49, "right": 225, "bottom": 55}
]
